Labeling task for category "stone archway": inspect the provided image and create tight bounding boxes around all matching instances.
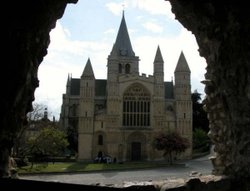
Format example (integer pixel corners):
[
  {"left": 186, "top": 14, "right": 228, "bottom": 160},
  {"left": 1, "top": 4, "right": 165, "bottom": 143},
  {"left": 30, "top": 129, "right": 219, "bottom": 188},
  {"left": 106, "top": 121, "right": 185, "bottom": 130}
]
[
  {"left": 131, "top": 142, "right": 141, "bottom": 161},
  {"left": 167, "top": 0, "right": 250, "bottom": 178},
  {"left": 127, "top": 132, "right": 147, "bottom": 161},
  {"left": 2, "top": 0, "right": 250, "bottom": 185},
  {"left": 92, "top": 131, "right": 107, "bottom": 159}
]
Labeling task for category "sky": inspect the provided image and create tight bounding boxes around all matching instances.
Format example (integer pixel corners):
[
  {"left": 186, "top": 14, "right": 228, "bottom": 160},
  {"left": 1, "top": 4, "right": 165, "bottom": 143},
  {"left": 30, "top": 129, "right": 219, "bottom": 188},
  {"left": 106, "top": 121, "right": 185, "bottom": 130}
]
[{"left": 34, "top": 0, "right": 207, "bottom": 120}]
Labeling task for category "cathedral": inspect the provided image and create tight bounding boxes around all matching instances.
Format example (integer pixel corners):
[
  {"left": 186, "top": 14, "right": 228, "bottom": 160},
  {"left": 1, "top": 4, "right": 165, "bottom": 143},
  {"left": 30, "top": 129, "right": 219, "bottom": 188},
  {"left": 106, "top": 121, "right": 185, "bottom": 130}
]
[{"left": 60, "top": 12, "right": 192, "bottom": 162}]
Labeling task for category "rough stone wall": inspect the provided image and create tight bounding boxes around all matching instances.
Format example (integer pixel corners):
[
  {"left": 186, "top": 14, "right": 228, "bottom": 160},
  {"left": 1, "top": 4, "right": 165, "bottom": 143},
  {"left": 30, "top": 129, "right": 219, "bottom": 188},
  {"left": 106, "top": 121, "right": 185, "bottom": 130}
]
[
  {"left": 1, "top": 0, "right": 77, "bottom": 177},
  {"left": 1, "top": 175, "right": 250, "bottom": 191},
  {"left": 167, "top": 0, "right": 250, "bottom": 178}
]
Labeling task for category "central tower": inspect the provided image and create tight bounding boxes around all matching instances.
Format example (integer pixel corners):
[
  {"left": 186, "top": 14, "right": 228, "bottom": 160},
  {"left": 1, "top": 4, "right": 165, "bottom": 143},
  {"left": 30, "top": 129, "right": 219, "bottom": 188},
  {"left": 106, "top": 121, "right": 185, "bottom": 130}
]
[{"left": 106, "top": 12, "right": 140, "bottom": 117}]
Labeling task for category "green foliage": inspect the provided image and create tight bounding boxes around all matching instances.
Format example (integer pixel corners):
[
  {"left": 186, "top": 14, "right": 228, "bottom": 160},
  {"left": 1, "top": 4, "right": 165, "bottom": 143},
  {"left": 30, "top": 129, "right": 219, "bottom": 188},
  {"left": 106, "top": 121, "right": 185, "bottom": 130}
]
[
  {"left": 27, "top": 126, "right": 69, "bottom": 158},
  {"left": 193, "top": 128, "right": 210, "bottom": 151},
  {"left": 152, "top": 131, "right": 190, "bottom": 164},
  {"left": 192, "top": 90, "right": 209, "bottom": 132}
]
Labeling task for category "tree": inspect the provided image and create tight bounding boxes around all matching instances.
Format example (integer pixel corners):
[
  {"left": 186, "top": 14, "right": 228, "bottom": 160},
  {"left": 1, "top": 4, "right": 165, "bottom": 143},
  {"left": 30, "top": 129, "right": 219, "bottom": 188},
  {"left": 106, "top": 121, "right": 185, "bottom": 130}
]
[
  {"left": 152, "top": 131, "right": 190, "bottom": 164},
  {"left": 13, "top": 102, "right": 49, "bottom": 157},
  {"left": 66, "top": 119, "right": 78, "bottom": 153},
  {"left": 192, "top": 90, "right": 209, "bottom": 133},
  {"left": 191, "top": 90, "right": 211, "bottom": 151},
  {"left": 27, "top": 102, "right": 49, "bottom": 121},
  {"left": 193, "top": 128, "right": 211, "bottom": 152},
  {"left": 27, "top": 126, "right": 69, "bottom": 166}
]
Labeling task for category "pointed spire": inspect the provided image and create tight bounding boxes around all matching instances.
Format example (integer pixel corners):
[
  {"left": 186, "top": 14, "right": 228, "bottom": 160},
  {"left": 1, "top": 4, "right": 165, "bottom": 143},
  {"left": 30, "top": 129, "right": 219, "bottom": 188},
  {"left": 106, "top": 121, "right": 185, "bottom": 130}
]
[
  {"left": 81, "top": 58, "right": 95, "bottom": 78},
  {"left": 66, "top": 73, "right": 71, "bottom": 94},
  {"left": 67, "top": 73, "right": 71, "bottom": 85},
  {"left": 174, "top": 51, "right": 190, "bottom": 73},
  {"left": 110, "top": 11, "right": 135, "bottom": 57},
  {"left": 154, "top": 45, "right": 164, "bottom": 63}
]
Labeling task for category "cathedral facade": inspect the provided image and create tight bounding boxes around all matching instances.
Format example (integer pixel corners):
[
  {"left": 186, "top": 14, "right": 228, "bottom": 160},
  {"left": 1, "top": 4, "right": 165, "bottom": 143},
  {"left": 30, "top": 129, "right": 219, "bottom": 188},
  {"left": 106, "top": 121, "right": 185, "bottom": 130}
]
[{"left": 60, "top": 13, "right": 192, "bottom": 162}]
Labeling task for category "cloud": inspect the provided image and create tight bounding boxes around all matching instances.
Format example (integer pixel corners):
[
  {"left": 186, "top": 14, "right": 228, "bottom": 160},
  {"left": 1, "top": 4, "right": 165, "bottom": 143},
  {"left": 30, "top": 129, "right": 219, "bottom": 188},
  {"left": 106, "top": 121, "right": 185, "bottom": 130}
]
[
  {"left": 106, "top": 2, "right": 127, "bottom": 16},
  {"left": 35, "top": 21, "right": 111, "bottom": 120},
  {"left": 106, "top": 0, "right": 174, "bottom": 19},
  {"left": 36, "top": 4, "right": 207, "bottom": 120},
  {"left": 129, "top": 0, "right": 174, "bottom": 19},
  {"left": 142, "top": 21, "right": 163, "bottom": 33},
  {"left": 104, "top": 28, "right": 116, "bottom": 35},
  {"left": 49, "top": 22, "right": 109, "bottom": 57}
]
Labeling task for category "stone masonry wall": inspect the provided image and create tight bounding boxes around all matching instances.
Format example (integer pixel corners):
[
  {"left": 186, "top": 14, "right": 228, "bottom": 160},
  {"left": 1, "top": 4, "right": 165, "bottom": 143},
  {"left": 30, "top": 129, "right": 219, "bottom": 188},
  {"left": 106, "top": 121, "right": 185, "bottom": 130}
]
[
  {"left": 167, "top": 0, "right": 250, "bottom": 177},
  {"left": 1, "top": 0, "right": 77, "bottom": 177}
]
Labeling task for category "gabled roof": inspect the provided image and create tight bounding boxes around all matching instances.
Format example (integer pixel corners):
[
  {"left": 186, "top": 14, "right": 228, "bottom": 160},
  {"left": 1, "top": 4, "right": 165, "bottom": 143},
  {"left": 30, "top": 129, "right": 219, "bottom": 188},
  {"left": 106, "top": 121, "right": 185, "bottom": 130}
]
[
  {"left": 70, "top": 78, "right": 80, "bottom": 95},
  {"left": 95, "top": 80, "right": 107, "bottom": 96},
  {"left": 174, "top": 51, "right": 191, "bottom": 73},
  {"left": 110, "top": 11, "right": 135, "bottom": 57}
]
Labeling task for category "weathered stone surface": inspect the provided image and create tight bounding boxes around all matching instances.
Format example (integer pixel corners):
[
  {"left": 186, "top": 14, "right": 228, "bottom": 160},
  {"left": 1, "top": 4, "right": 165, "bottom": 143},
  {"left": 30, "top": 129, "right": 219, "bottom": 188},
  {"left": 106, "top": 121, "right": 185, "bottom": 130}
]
[
  {"left": 1, "top": 0, "right": 78, "bottom": 178},
  {"left": 167, "top": 0, "right": 250, "bottom": 178}
]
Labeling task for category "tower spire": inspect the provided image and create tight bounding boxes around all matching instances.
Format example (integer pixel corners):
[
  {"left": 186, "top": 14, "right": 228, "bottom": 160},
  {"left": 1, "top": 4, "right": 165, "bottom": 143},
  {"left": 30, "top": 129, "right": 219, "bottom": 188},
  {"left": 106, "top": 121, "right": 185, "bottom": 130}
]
[
  {"left": 154, "top": 45, "right": 164, "bottom": 82},
  {"left": 174, "top": 51, "right": 190, "bottom": 73},
  {"left": 81, "top": 58, "right": 95, "bottom": 78},
  {"left": 154, "top": 45, "right": 164, "bottom": 63},
  {"left": 110, "top": 11, "right": 135, "bottom": 57}
]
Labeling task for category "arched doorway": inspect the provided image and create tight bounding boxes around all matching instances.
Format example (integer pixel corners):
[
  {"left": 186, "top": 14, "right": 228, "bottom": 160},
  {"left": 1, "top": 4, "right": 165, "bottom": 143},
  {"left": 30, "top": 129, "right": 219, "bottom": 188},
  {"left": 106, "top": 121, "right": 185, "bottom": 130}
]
[
  {"left": 127, "top": 132, "right": 146, "bottom": 161},
  {"left": 131, "top": 142, "right": 141, "bottom": 161}
]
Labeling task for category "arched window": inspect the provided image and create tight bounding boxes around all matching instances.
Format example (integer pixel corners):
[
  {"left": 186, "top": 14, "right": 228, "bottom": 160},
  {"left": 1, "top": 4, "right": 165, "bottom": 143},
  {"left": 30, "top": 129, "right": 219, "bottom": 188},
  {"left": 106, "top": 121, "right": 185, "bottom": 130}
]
[
  {"left": 123, "top": 84, "right": 150, "bottom": 127},
  {"left": 119, "top": 63, "right": 122, "bottom": 73},
  {"left": 98, "top": 135, "right": 103, "bottom": 145},
  {"left": 125, "top": 64, "right": 130, "bottom": 74}
]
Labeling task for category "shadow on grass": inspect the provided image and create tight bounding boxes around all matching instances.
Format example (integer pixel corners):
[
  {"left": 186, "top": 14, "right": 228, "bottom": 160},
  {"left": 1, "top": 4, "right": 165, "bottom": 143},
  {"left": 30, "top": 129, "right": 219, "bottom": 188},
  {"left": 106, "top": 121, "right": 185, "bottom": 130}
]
[
  {"left": 65, "top": 163, "right": 131, "bottom": 172},
  {"left": 65, "top": 163, "right": 101, "bottom": 172},
  {"left": 18, "top": 161, "right": 185, "bottom": 175}
]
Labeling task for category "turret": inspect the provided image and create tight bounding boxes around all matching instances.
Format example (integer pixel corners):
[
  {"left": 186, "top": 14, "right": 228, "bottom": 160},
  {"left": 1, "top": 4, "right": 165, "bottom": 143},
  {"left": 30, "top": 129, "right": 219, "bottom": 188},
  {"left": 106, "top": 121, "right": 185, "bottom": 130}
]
[
  {"left": 152, "top": 46, "right": 165, "bottom": 127},
  {"left": 78, "top": 58, "right": 96, "bottom": 160},
  {"left": 174, "top": 51, "right": 192, "bottom": 158},
  {"left": 174, "top": 51, "right": 191, "bottom": 100},
  {"left": 66, "top": 73, "right": 71, "bottom": 95},
  {"left": 153, "top": 45, "right": 164, "bottom": 85},
  {"left": 80, "top": 57, "right": 95, "bottom": 118}
]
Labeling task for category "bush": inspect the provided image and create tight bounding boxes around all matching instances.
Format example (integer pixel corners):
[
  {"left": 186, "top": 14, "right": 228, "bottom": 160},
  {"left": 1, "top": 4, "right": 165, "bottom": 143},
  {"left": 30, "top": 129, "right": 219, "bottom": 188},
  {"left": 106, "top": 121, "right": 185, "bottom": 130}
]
[
  {"left": 152, "top": 131, "right": 190, "bottom": 164},
  {"left": 193, "top": 128, "right": 211, "bottom": 151},
  {"left": 14, "top": 157, "right": 29, "bottom": 167}
]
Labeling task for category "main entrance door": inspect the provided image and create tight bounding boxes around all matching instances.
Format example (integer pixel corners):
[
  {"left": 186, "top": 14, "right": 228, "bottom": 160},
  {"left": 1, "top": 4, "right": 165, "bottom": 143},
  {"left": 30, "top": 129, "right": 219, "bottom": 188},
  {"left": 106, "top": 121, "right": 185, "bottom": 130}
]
[{"left": 131, "top": 142, "right": 141, "bottom": 161}]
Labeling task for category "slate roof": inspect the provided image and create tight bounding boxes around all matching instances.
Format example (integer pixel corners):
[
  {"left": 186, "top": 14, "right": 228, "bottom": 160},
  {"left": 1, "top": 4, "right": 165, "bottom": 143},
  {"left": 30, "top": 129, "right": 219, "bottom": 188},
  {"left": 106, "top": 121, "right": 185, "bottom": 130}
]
[
  {"left": 174, "top": 51, "right": 191, "bottom": 73},
  {"left": 69, "top": 78, "right": 173, "bottom": 99},
  {"left": 110, "top": 11, "right": 135, "bottom": 57},
  {"left": 69, "top": 79, "right": 107, "bottom": 96},
  {"left": 154, "top": 45, "right": 164, "bottom": 63},
  {"left": 70, "top": 78, "right": 80, "bottom": 96},
  {"left": 164, "top": 81, "right": 174, "bottom": 99},
  {"left": 81, "top": 58, "right": 95, "bottom": 78},
  {"left": 70, "top": 78, "right": 173, "bottom": 99},
  {"left": 95, "top": 80, "right": 107, "bottom": 96}
]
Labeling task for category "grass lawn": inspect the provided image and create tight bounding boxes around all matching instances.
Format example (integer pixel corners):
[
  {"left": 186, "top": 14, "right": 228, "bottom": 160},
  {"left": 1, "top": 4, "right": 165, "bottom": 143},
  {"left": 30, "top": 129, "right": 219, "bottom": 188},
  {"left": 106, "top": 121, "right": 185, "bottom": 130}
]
[{"left": 17, "top": 161, "right": 174, "bottom": 175}]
